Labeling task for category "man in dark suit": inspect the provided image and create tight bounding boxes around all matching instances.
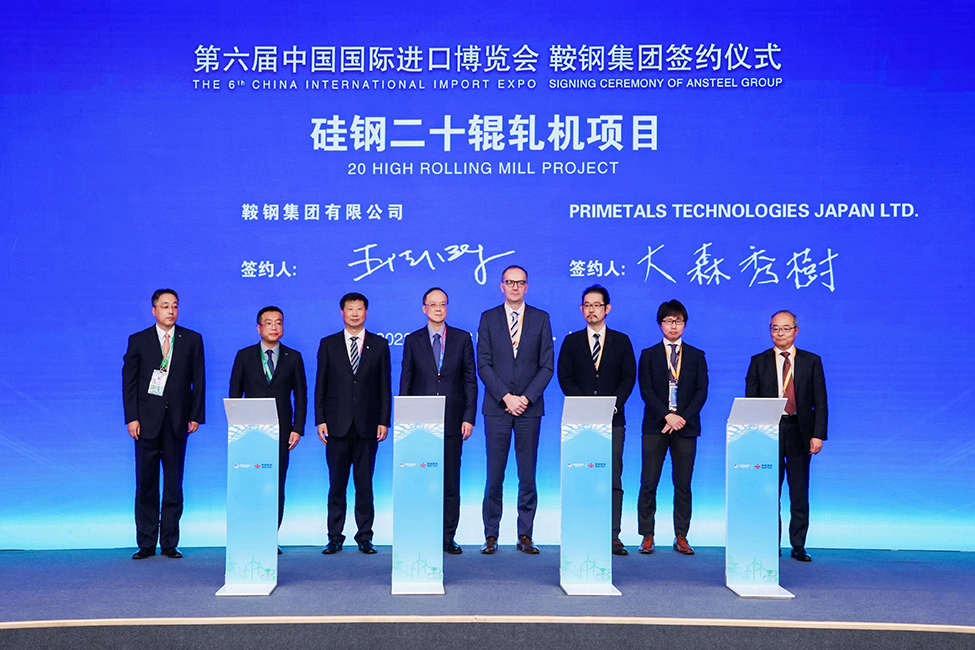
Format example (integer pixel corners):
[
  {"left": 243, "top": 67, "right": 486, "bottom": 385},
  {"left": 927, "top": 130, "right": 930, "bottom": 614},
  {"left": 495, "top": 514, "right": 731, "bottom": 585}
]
[
  {"left": 557, "top": 284, "right": 636, "bottom": 555},
  {"left": 477, "top": 265, "right": 554, "bottom": 555},
  {"left": 316, "top": 292, "right": 391, "bottom": 555},
  {"left": 637, "top": 300, "right": 708, "bottom": 556},
  {"left": 746, "top": 310, "right": 828, "bottom": 562},
  {"left": 229, "top": 306, "right": 307, "bottom": 545},
  {"left": 400, "top": 287, "right": 478, "bottom": 555},
  {"left": 122, "top": 289, "right": 205, "bottom": 560}
]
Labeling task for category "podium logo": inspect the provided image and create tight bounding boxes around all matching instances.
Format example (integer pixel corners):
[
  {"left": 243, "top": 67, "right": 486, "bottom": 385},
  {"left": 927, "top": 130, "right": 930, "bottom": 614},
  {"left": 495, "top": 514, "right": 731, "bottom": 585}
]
[
  {"left": 732, "top": 463, "right": 773, "bottom": 470},
  {"left": 567, "top": 463, "right": 585, "bottom": 468},
  {"left": 400, "top": 462, "right": 418, "bottom": 467},
  {"left": 232, "top": 463, "right": 272, "bottom": 469}
]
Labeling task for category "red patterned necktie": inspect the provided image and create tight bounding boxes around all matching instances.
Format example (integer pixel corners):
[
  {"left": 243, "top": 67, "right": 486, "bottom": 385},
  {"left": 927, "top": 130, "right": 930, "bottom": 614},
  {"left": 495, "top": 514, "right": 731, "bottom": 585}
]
[{"left": 782, "top": 351, "right": 796, "bottom": 415}]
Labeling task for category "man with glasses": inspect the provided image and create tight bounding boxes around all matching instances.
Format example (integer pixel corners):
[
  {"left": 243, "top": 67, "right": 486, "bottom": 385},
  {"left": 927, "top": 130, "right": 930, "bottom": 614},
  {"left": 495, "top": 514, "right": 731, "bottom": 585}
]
[
  {"left": 400, "top": 288, "right": 477, "bottom": 554},
  {"left": 557, "top": 285, "right": 636, "bottom": 555},
  {"left": 746, "top": 310, "right": 828, "bottom": 562},
  {"left": 637, "top": 300, "right": 709, "bottom": 556},
  {"left": 477, "top": 265, "right": 554, "bottom": 555}
]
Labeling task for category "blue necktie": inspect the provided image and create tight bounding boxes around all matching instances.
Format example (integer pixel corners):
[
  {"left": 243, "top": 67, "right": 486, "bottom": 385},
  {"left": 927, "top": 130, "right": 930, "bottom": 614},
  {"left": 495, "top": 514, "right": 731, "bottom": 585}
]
[
  {"left": 265, "top": 348, "right": 275, "bottom": 378},
  {"left": 432, "top": 332, "right": 442, "bottom": 372},
  {"left": 350, "top": 336, "right": 360, "bottom": 374}
]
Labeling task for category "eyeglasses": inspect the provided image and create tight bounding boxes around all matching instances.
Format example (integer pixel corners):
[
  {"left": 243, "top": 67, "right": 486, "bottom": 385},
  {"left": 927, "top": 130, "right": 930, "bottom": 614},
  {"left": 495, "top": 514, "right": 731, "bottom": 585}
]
[
  {"left": 770, "top": 326, "right": 795, "bottom": 333},
  {"left": 582, "top": 303, "right": 605, "bottom": 310},
  {"left": 662, "top": 318, "right": 685, "bottom": 326},
  {"left": 503, "top": 280, "right": 527, "bottom": 287},
  {"left": 424, "top": 302, "right": 447, "bottom": 309}
]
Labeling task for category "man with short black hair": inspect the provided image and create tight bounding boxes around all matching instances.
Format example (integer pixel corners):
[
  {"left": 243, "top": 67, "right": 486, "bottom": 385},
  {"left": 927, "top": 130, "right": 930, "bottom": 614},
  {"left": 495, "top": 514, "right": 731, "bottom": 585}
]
[
  {"left": 557, "top": 284, "right": 636, "bottom": 555},
  {"left": 746, "top": 310, "right": 828, "bottom": 562},
  {"left": 316, "top": 292, "right": 391, "bottom": 555},
  {"left": 477, "top": 265, "right": 554, "bottom": 555},
  {"left": 123, "top": 289, "right": 205, "bottom": 560},
  {"left": 229, "top": 306, "right": 307, "bottom": 548},
  {"left": 637, "top": 299, "right": 708, "bottom": 556},
  {"left": 400, "top": 287, "right": 477, "bottom": 554}
]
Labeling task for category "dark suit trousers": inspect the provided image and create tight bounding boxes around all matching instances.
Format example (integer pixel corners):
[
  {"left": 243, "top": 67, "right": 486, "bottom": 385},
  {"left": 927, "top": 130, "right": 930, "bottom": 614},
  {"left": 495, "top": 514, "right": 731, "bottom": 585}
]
[
  {"left": 134, "top": 417, "right": 187, "bottom": 550},
  {"left": 444, "top": 435, "right": 463, "bottom": 543},
  {"left": 612, "top": 426, "right": 625, "bottom": 539},
  {"left": 482, "top": 414, "right": 541, "bottom": 539},
  {"left": 638, "top": 433, "right": 697, "bottom": 537},
  {"left": 325, "top": 424, "right": 378, "bottom": 544},
  {"left": 278, "top": 439, "right": 291, "bottom": 529},
  {"left": 779, "top": 415, "right": 811, "bottom": 550}
]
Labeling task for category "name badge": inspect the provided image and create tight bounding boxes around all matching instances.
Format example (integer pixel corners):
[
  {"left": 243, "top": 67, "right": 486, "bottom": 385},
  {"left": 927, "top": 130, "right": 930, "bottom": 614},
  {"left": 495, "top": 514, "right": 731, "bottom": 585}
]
[
  {"left": 148, "top": 369, "right": 169, "bottom": 396},
  {"left": 668, "top": 380, "right": 678, "bottom": 412}
]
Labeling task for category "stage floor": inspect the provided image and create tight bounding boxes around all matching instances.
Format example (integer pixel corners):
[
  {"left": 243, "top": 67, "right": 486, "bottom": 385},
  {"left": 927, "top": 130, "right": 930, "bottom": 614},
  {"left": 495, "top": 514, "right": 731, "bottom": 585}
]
[{"left": 1, "top": 545, "right": 973, "bottom": 627}]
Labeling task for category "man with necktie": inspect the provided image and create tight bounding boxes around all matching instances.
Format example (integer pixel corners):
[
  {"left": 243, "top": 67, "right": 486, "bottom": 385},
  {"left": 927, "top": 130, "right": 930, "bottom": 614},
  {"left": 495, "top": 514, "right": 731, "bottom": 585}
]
[
  {"left": 229, "top": 306, "right": 307, "bottom": 550},
  {"left": 400, "top": 288, "right": 478, "bottom": 554},
  {"left": 122, "top": 289, "right": 205, "bottom": 560},
  {"left": 746, "top": 310, "right": 828, "bottom": 562},
  {"left": 315, "top": 292, "right": 391, "bottom": 555},
  {"left": 637, "top": 300, "right": 708, "bottom": 556},
  {"left": 477, "top": 265, "right": 554, "bottom": 555},
  {"left": 557, "top": 284, "right": 636, "bottom": 555}
]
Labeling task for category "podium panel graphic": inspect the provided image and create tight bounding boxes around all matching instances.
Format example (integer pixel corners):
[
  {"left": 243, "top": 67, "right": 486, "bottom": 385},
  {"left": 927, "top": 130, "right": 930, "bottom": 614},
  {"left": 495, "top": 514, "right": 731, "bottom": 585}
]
[
  {"left": 560, "top": 396, "right": 620, "bottom": 596},
  {"left": 392, "top": 396, "right": 446, "bottom": 595},
  {"left": 726, "top": 397, "right": 793, "bottom": 599},
  {"left": 217, "top": 398, "right": 279, "bottom": 597}
]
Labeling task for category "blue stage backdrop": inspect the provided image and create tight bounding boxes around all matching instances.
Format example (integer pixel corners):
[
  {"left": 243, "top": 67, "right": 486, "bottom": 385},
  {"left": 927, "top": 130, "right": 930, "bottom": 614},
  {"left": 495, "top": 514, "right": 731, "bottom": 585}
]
[{"left": 1, "top": 1, "right": 973, "bottom": 551}]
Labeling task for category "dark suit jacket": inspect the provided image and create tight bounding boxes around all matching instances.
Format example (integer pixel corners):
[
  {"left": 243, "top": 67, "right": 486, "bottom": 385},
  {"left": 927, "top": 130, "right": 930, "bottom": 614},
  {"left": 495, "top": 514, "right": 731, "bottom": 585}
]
[
  {"left": 746, "top": 348, "right": 828, "bottom": 444},
  {"left": 400, "top": 324, "right": 477, "bottom": 435},
  {"left": 315, "top": 331, "right": 391, "bottom": 438},
  {"left": 229, "top": 343, "right": 307, "bottom": 441},
  {"left": 122, "top": 325, "right": 205, "bottom": 439},
  {"left": 638, "top": 341, "right": 708, "bottom": 437},
  {"left": 477, "top": 304, "right": 554, "bottom": 418},
  {"left": 557, "top": 328, "right": 636, "bottom": 427}
]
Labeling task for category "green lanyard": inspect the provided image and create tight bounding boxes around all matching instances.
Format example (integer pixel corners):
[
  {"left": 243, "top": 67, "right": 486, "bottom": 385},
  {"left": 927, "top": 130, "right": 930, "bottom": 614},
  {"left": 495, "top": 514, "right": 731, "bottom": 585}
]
[
  {"left": 261, "top": 347, "right": 275, "bottom": 381},
  {"left": 159, "top": 331, "right": 174, "bottom": 371}
]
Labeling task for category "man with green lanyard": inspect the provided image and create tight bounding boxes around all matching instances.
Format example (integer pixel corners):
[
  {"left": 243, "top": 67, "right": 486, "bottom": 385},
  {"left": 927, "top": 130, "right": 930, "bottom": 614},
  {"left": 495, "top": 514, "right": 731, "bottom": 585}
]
[
  {"left": 230, "top": 306, "right": 307, "bottom": 551},
  {"left": 123, "top": 289, "right": 206, "bottom": 560}
]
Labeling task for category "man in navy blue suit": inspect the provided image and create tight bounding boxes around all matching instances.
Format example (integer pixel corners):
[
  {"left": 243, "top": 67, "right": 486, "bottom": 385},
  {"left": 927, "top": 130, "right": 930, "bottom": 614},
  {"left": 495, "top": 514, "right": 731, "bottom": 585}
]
[
  {"left": 477, "top": 265, "right": 554, "bottom": 555},
  {"left": 557, "top": 284, "right": 636, "bottom": 555},
  {"left": 746, "top": 310, "right": 828, "bottom": 562},
  {"left": 122, "top": 289, "right": 205, "bottom": 560},
  {"left": 315, "top": 292, "right": 391, "bottom": 555},
  {"left": 400, "top": 287, "right": 478, "bottom": 554},
  {"left": 637, "top": 300, "right": 708, "bottom": 556},
  {"left": 229, "top": 306, "right": 307, "bottom": 545}
]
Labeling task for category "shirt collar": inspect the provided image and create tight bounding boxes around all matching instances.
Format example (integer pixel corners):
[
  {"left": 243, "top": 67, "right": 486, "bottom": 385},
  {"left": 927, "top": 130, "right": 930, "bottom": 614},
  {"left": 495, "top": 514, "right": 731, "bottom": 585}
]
[
  {"left": 155, "top": 324, "right": 175, "bottom": 343},
  {"left": 663, "top": 337, "right": 682, "bottom": 349},
  {"left": 587, "top": 324, "right": 606, "bottom": 339}
]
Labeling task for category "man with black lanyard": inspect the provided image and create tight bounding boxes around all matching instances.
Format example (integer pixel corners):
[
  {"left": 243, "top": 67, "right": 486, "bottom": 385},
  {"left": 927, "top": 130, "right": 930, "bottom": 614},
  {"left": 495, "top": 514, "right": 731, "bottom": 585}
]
[
  {"left": 123, "top": 289, "right": 206, "bottom": 560},
  {"left": 636, "top": 300, "right": 708, "bottom": 555}
]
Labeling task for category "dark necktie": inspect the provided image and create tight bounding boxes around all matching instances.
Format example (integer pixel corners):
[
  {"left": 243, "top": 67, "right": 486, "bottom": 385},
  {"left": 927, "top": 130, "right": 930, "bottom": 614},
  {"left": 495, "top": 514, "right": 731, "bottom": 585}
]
[
  {"left": 432, "top": 332, "right": 442, "bottom": 371},
  {"left": 782, "top": 351, "right": 796, "bottom": 415},
  {"left": 350, "top": 336, "right": 360, "bottom": 374},
  {"left": 591, "top": 333, "right": 601, "bottom": 368},
  {"left": 265, "top": 348, "right": 275, "bottom": 377},
  {"left": 669, "top": 343, "right": 679, "bottom": 370}
]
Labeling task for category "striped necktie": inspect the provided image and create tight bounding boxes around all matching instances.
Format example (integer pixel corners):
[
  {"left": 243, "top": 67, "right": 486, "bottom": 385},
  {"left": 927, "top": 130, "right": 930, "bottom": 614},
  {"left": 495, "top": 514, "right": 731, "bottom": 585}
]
[
  {"left": 509, "top": 311, "right": 520, "bottom": 348},
  {"left": 591, "top": 333, "right": 601, "bottom": 368},
  {"left": 350, "top": 336, "right": 360, "bottom": 374}
]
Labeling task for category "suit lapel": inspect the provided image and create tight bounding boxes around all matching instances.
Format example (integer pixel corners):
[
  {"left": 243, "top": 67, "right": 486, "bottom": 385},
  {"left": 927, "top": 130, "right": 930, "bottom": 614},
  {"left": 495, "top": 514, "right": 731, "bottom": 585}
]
[{"left": 424, "top": 327, "right": 441, "bottom": 374}]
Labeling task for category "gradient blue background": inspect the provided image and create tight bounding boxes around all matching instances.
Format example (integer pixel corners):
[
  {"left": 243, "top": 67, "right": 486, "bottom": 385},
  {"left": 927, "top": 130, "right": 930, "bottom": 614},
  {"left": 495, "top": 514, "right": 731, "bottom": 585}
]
[{"left": 1, "top": 0, "right": 973, "bottom": 551}]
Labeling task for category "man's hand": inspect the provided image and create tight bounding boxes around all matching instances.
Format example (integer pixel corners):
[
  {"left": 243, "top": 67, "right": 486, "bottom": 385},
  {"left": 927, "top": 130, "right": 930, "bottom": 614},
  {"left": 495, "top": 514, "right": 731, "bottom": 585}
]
[
  {"left": 661, "top": 413, "right": 685, "bottom": 434},
  {"left": 502, "top": 393, "right": 527, "bottom": 416},
  {"left": 461, "top": 421, "right": 474, "bottom": 440},
  {"left": 288, "top": 431, "right": 301, "bottom": 450},
  {"left": 318, "top": 423, "right": 329, "bottom": 444},
  {"left": 187, "top": 421, "right": 199, "bottom": 434},
  {"left": 809, "top": 438, "right": 823, "bottom": 455},
  {"left": 127, "top": 421, "right": 140, "bottom": 440},
  {"left": 377, "top": 425, "right": 388, "bottom": 442}
]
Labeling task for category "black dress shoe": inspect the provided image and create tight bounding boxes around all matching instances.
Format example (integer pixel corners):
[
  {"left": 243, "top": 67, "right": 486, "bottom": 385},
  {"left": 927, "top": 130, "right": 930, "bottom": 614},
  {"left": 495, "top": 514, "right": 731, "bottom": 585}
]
[
  {"left": 277, "top": 546, "right": 282, "bottom": 555},
  {"left": 612, "top": 540, "right": 628, "bottom": 556},
  {"left": 322, "top": 540, "right": 343, "bottom": 554},
  {"left": 791, "top": 549, "right": 812, "bottom": 562},
  {"left": 516, "top": 535, "right": 540, "bottom": 554},
  {"left": 358, "top": 540, "right": 377, "bottom": 554},
  {"left": 444, "top": 540, "right": 463, "bottom": 555},
  {"left": 132, "top": 548, "right": 155, "bottom": 560},
  {"left": 480, "top": 536, "right": 498, "bottom": 554},
  {"left": 161, "top": 548, "right": 182, "bottom": 559}
]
